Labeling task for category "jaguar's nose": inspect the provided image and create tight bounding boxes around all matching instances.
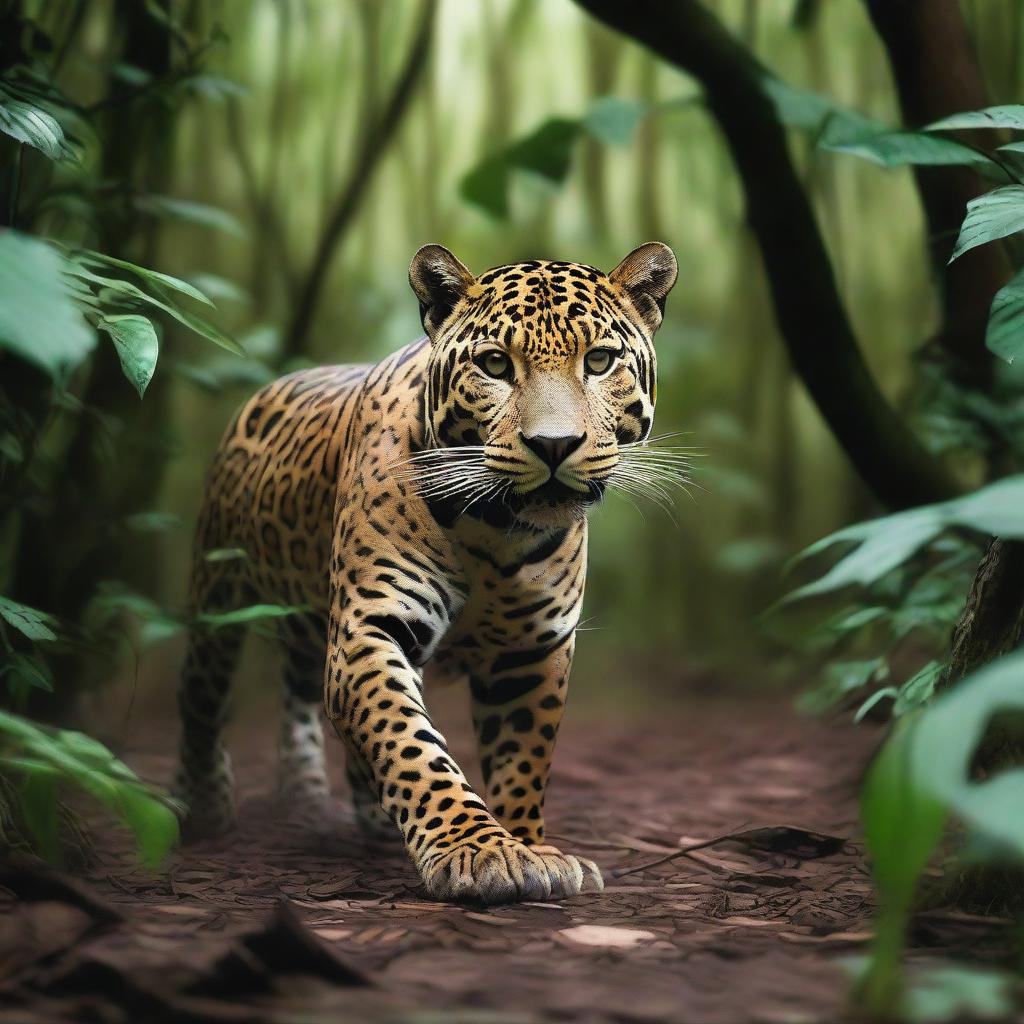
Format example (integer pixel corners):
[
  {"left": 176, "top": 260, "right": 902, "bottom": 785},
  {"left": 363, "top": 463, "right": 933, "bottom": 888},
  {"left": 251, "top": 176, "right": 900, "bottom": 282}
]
[{"left": 520, "top": 432, "right": 586, "bottom": 471}]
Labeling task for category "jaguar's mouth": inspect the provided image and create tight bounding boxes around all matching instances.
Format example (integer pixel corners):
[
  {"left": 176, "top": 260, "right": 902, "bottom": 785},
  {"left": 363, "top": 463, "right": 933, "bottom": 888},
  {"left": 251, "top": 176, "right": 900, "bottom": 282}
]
[{"left": 525, "top": 477, "right": 605, "bottom": 506}]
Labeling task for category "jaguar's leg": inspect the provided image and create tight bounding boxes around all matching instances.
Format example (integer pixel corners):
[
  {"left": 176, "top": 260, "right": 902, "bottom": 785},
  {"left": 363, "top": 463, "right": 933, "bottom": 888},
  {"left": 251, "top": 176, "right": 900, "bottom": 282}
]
[
  {"left": 277, "top": 647, "right": 330, "bottom": 817},
  {"left": 344, "top": 745, "right": 397, "bottom": 839},
  {"left": 471, "top": 632, "right": 602, "bottom": 891},
  {"left": 326, "top": 614, "right": 601, "bottom": 904},
  {"left": 471, "top": 635, "right": 573, "bottom": 847},
  {"left": 176, "top": 619, "right": 245, "bottom": 840}
]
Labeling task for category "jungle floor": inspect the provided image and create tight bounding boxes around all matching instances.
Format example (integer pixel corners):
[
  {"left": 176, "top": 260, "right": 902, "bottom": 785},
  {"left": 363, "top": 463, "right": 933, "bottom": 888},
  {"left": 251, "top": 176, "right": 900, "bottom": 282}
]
[{"left": 0, "top": 676, "right": 1015, "bottom": 1024}]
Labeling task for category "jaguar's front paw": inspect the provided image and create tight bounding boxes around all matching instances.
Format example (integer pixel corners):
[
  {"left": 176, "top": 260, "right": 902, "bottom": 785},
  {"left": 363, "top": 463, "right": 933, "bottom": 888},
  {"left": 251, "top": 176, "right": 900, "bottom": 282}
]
[{"left": 420, "top": 836, "right": 603, "bottom": 905}]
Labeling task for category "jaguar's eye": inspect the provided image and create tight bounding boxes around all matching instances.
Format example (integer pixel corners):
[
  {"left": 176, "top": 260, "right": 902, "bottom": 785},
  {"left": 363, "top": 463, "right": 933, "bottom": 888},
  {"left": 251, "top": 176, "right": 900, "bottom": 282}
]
[
  {"left": 478, "top": 351, "right": 511, "bottom": 379},
  {"left": 585, "top": 348, "right": 616, "bottom": 376}
]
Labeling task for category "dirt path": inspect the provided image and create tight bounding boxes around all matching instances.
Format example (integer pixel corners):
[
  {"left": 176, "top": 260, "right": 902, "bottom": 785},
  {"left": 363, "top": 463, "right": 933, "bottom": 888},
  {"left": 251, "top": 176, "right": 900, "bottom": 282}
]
[{"left": 0, "top": 696, "right": 983, "bottom": 1023}]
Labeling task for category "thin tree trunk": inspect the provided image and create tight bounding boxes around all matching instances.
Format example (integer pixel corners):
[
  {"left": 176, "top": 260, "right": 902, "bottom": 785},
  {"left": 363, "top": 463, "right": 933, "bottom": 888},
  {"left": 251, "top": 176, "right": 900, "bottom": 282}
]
[{"left": 280, "top": 0, "right": 435, "bottom": 362}]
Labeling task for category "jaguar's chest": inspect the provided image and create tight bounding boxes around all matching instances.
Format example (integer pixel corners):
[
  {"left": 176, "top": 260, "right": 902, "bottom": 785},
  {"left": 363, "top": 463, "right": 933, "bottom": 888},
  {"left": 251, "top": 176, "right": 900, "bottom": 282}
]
[{"left": 431, "top": 522, "right": 588, "bottom": 674}]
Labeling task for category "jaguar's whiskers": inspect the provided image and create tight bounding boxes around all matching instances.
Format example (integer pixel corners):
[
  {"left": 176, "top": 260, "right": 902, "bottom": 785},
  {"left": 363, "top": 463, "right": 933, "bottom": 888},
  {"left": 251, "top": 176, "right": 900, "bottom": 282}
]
[
  {"left": 394, "top": 446, "right": 513, "bottom": 510},
  {"left": 606, "top": 432, "right": 705, "bottom": 522}
]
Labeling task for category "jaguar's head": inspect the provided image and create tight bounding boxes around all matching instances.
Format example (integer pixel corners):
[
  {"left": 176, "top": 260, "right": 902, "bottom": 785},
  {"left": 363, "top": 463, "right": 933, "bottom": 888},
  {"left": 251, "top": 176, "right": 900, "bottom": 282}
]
[{"left": 408, "top": 243, "right": 679, "bottom": 530}]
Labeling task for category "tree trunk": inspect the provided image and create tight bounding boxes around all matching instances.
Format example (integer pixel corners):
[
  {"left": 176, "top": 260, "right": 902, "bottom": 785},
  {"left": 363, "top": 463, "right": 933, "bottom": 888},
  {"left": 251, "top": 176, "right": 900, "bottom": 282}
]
[
  {"left": 944, "top": 539, "right": 1024, "bottom": 691},
  {"left": 865, "top": 0, "right": 1008, "bottom": 391}
]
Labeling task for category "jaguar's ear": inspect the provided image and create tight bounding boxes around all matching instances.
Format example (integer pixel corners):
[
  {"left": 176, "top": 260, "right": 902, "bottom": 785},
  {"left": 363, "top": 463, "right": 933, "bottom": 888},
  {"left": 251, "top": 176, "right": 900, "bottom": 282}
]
[
  {"left": 409, "top": 244, "right": 475, "bottom": 338},
  {"left": 608, "top": 242, "right": 678, "bottom": 334}
]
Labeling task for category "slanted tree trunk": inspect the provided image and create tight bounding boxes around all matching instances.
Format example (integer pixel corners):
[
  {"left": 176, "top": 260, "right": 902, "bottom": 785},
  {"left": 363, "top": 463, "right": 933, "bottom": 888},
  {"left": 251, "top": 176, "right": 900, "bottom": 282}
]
[{"left": 573, "top": 0, "right": 959, "bottom": 511}]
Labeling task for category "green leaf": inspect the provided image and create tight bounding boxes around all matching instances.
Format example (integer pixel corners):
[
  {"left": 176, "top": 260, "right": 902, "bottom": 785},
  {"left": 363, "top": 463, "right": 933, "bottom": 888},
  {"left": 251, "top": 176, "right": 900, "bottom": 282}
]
[
  {"left": 822, "top": 131, "right": 990, "bottom": 170},
  {"left": 927, "top": 105, "right": 1024, "bottom": 132},
  {"left": 1, "top": 653, "right": 54, "bottom": 693},
  {"left": 0, "top": 231, "right": 96, "bottom": 377},
  {"left": 855, "top": 688, "right": 897, "bottom": 723},
  {"left": 116, "top": 784, "right": 179, "bottom": 868},
  {"left": 76, "top": 250, "right": 215, "bottom": 307},
  {"left": 583, "top": 96, "right": 649, "bottom": 146},
  {"left": 0, "top": 595, "right": 58, "bottom": 642},
  {"left": 177, "top": 73, "right": 247, "bottom": 101},
  {"left": 68, "top": 264, "right": 243, "bottom": 355},
  {"left": 949, "top": 185, "right": 1024, "bottom": 263},
  {"left": 461, "top": 118, "right": 581, "bottom": 218},
  {"left": 14, "top": 771, "right": 60, "bottom": 862},
  {"left": 0, "top": 431, "right": 24, "bottom": 464},
  {"left": 863, "top": 715, "right": 947, "bottom": 900},
  {"left": 203, "top": 547, "right": 248, "bottom": 562},
  {"left": 893, "top": 660, "right": 943, "bottom": 717},
  {"left": 798, "top": 657, "right": 888, "bottom": 714},
  {"left": 98, "top": 315, "right": 159, "bottom": 398},
  {"left": 134, "top": 195, "right": 246, "bottom": 238},
  {"left": 196, "top": 603, "right": 308, "bottom": 628},
  {"left": 985, "top": 265, "right": 1024, "bottom": 364},
  {"left": 124, "top": 511, "right": 180, "bottom": 533},
  {"left": 760, "top": 75, "right": 884, "bottom": 141},
  {"left": 461, "top": 154, "right": 511, "bottom": 218},
  {"left": 786, "top": 476, "right": 1024, "bottom": 604},
  {"left": 902, "top": 964, "right": 1014, "bottom": 1024},
  {"left": 506, "top": 118, "right": 581, "bottom": 182},
  {"left": 786, "top": 514, "right": 943, "bottom": 602},
  {"left": 0, "top": 82, "right": 75, "bottom": 161},
  {"left": 912, "top": 649, "right": 1024, "bottom": 855}
]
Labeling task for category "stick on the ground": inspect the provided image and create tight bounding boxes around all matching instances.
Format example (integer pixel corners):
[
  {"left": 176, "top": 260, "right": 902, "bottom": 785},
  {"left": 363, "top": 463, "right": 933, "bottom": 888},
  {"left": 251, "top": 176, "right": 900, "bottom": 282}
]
[{"left": 613, "top": 822, "right": 753, "bottom": 878}]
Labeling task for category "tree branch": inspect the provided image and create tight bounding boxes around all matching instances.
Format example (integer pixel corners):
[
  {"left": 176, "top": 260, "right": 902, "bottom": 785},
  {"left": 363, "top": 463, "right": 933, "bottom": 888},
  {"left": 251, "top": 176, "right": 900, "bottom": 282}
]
[
  {"left": 573, "top": 0, "right": 960, "bottom": 510},
  {"left": 281, "top": 0, "right": 436, "bottom": 362}
]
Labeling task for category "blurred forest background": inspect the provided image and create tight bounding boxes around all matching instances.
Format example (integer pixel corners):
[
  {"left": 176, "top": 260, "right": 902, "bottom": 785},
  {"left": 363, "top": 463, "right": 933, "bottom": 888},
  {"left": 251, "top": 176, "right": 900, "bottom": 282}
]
[
  {"left": 10, "top": 0, "right": 1024, "bottom": 713},
  {"left": 8, "top": 1, "right": 1024, "bottom": 1015},
  {"left": 0, "top": 0, "right": 1021, "bottom": 733}
]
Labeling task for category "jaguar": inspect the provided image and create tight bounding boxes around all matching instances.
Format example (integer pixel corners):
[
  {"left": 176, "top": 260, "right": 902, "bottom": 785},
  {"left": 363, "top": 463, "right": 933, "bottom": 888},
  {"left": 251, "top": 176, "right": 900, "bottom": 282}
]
[{"left": 176, "top": 241, "right": 681, "bottom": 904}]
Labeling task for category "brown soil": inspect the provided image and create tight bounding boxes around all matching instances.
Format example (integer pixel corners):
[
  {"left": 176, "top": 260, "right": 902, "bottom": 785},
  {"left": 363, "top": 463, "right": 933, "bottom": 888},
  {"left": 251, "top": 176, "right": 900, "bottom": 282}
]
[{"left": 0, "top": 694, "right": 1010, "bottom": 1023}]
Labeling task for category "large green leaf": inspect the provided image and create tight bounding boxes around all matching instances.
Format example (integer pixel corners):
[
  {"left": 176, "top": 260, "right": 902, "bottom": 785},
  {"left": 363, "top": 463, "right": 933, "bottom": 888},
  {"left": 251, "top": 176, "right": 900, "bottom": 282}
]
[
  {"left": 786, "top": 476, "right": 1024, "bottom": 602},
  {"left": 0, "top": 81, "right": 75, "bottom": 162},
  {"left": 862, "top": 716, "right": 947, "bottom": 908},
  {"left": 98, "top": 315, "right": 159, "bottom": 398},
  {"left": 822, "top": 131, "right": 990, "bottom": 170},
  {"left": 0, "top": 231, "right": 96, "bottom": 377},
  {"left": 785, "top": 514, "right": 944, "bottom": 602},
  {"left": 912, "top": 649, "right": 1024, "bottom": 855},
  {"left": 855, "top": 715, "right": 948, "bottom": 1016},
  {"left": 949, "top": 185, "right": 1024, "bottom": 263},
  {"left": 985, "top": 265, "right": 1024, "bottom": 364},
  {"left": 927, "top": 105, "right": 1024, "bottom": 132},
  {"left": 0, "top": 595, "right": 58, "bottom": 642}
]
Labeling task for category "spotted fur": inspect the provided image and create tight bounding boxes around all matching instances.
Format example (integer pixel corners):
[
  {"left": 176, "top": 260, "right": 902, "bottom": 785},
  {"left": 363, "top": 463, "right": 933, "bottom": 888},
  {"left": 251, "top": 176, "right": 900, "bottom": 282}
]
[{"left": 176, "top": 242, "right": 678, "bottom": 904}]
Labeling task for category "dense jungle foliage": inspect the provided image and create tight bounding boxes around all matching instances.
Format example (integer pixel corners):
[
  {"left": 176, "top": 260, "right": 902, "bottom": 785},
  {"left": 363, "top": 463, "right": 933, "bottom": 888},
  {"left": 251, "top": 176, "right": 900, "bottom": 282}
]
[{"left": 4, "top": 1, "right": 1024, "bottom": 1018}]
